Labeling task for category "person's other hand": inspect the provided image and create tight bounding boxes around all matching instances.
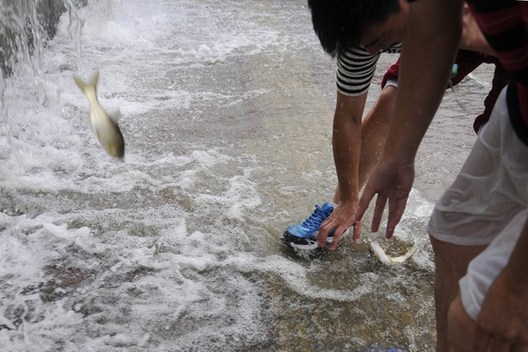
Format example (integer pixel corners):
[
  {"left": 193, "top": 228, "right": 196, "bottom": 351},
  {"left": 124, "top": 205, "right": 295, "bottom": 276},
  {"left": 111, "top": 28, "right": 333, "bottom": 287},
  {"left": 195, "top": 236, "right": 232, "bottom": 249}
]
[
  {"left": 473, "top": 266, "right": 528, "bottom": 351},
  {"left": 317, "top": 200, "right": 360, "bottom": 250},
  {"left": 356, "top": 160, "right": 414, "bottom": 239}
]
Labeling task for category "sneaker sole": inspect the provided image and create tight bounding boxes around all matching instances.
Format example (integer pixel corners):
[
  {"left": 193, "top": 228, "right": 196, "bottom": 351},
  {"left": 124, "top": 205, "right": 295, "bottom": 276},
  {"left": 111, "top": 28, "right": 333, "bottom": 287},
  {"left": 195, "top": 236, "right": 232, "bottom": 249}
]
[{"left": 281, "top": 231, "right": 333, "bottom": 251}]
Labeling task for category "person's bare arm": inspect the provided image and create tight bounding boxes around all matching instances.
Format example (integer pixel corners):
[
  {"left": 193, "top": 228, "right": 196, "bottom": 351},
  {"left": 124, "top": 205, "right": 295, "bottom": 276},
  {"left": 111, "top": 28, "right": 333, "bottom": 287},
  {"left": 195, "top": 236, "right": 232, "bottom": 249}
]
[
  {"left": 317, "top": 91, "right": 366, "bottom": 248},
  {"left": 320, "top": 86, "right": 399, "bottom": 248},
  {"left": 358, "top": 85, "right": 397, "bottom": 188},
  {"left": 358, "top": 0, "right": 464, "bottom": 237}
]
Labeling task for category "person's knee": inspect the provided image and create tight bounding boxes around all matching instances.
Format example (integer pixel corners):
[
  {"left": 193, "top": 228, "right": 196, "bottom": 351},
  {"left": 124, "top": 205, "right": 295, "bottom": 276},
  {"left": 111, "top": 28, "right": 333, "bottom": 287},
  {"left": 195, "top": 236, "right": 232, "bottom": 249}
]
[{"left": 448, "top": 295, "right": 477, "bottom": 352}]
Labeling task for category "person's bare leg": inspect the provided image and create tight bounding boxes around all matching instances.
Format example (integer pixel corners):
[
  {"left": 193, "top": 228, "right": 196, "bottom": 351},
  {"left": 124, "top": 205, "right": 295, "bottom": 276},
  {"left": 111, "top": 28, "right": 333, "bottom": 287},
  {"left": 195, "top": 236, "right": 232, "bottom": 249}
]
[
  {"left": 430, "top": 235, "right": 486, "bottom": 351},
  {"left": 333, "top": 86, "right": 397, "bottom": 202}
]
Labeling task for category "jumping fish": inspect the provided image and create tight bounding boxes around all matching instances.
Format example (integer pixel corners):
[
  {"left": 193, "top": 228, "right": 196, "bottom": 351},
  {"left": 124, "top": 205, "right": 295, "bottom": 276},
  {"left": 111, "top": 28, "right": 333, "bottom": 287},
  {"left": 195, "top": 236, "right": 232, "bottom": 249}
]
[{"left": 74, "top": 71, "right": 125, "bottom": 159}]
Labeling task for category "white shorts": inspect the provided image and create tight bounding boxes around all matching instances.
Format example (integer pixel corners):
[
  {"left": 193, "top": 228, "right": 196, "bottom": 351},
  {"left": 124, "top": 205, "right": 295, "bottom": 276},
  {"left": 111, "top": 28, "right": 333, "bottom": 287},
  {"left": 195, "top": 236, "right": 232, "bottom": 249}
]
[
  {"left": 427, "top": 87, "right": 528, "bottom": 320},
  {"left": 428, "top": 88, "right": 528, "bottom": 246},
  {"left": 458, "top": 208, "right": 528, "bottom": 320}
]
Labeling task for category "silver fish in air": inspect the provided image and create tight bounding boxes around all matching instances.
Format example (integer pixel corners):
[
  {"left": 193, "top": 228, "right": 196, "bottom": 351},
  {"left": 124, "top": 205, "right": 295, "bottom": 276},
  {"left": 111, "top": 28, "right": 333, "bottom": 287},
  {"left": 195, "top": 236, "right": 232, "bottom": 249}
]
[{"left": 74, "top": 71, "right": 125, "bottom": 159}]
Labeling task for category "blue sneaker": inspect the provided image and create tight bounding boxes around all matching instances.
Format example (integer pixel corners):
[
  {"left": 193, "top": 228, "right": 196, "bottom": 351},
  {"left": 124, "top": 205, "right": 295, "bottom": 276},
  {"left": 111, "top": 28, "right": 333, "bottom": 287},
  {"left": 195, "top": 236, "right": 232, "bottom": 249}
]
[{"left": 281, "top": 202, "right": 335, "bottom": 251}]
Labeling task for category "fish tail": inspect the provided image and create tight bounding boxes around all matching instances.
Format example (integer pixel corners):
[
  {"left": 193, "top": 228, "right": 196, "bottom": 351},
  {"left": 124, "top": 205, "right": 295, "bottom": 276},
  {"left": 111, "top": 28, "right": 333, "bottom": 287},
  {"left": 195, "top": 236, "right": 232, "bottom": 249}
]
[{"left": 73, "top": 71, "right": 100, "bottom": 95}]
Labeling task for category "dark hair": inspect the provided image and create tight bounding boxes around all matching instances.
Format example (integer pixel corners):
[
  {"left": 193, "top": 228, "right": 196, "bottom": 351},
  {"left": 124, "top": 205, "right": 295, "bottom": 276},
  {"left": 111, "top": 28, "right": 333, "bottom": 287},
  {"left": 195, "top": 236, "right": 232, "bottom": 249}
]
[{"left": 308, "top": 0, "right": 402, "bottom": 57}]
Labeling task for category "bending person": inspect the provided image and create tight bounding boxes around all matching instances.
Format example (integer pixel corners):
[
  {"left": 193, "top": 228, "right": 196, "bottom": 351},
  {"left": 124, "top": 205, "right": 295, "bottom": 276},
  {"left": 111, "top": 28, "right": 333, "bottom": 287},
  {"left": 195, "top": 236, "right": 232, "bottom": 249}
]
[
  {"left": 281, "top": 0, "right": 507, "bottom": 252},
  {"left": 356, "top": 0, "right": 528, "bottom": 350}
]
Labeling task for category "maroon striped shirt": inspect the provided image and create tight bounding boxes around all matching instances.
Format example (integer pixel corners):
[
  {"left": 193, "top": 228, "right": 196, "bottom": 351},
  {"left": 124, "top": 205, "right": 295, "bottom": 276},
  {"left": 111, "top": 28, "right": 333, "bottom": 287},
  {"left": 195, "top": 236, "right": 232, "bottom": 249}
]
[{"left": 467, "top": 0, "right": 528, "bottom": 145}]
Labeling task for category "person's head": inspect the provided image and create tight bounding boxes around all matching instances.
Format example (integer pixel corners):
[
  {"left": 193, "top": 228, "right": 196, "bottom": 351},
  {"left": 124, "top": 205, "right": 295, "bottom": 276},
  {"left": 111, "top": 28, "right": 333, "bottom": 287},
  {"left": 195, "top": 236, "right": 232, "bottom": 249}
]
[{"left": 308, "top": 0, "right": 410, "bottom": 56}]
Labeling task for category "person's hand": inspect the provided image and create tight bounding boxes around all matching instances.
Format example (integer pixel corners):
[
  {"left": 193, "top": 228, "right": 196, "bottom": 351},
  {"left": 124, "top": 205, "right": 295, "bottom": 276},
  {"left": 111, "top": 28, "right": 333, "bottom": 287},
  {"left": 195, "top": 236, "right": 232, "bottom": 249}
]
[
  {"left": 472, "top": 265, "right": 528, "bottom": 351},
  {"left": 356, "top": 160, "right": 414, "bottom": 239},
  {"left": 317, "top": 200, "right": 360, "bottom": 250}
]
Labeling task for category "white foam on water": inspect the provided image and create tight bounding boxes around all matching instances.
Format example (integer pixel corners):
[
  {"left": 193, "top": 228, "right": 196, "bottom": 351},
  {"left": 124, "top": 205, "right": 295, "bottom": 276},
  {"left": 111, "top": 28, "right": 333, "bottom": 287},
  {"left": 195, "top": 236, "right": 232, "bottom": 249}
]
[{"left": 0, "top": 1, "right": 283, "bottom": 349}]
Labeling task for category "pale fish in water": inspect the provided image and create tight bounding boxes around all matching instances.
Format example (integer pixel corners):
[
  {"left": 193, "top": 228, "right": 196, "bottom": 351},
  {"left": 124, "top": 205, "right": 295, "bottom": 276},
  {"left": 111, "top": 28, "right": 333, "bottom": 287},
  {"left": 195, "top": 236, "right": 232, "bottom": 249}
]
[
  {"left": 369, "top": 240, "right": 420, "bottom": 266},
  {"left": 74, "top": 71, "right": 125, "bottom": 159}
]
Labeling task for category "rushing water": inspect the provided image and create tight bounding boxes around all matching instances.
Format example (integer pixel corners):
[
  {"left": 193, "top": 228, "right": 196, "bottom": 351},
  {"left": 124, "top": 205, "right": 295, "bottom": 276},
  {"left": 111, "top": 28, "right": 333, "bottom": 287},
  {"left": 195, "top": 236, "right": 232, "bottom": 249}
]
[{"left": 0, "top": 1, "right": 496, "bottom": 351}]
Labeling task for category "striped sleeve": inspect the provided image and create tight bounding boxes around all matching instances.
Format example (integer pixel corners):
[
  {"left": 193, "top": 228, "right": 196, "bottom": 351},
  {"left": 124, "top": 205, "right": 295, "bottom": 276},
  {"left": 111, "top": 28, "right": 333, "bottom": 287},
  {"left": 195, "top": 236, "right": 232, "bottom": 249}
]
[
  {"left": 336, "top": 47, "right": 379, "bottom": 96},
  {"left": 336, "top": 43, "right": 402, "bottom": 97}
]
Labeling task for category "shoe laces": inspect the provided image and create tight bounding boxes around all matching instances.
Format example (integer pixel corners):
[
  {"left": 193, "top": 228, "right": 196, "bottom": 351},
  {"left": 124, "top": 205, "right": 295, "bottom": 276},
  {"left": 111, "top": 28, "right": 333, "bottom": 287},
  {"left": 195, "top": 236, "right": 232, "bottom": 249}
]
[{"left": 301, "top": 204, "right": 331, "bottom": 229}]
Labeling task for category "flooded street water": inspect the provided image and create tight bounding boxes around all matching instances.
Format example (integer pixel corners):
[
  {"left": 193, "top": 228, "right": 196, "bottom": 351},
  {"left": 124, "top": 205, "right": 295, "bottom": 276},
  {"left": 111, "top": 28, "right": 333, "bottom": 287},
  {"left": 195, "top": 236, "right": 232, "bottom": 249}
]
[{"left": 0, "top": 1, "right": 495, "bottom": 351}]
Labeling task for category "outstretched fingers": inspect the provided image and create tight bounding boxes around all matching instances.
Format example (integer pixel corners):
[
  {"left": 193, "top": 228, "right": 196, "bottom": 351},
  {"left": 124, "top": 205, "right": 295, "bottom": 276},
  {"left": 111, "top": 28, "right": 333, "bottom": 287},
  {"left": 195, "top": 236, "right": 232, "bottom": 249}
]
[
  {"left": 352, "top": 220, "right": 362, "bottom": 244},
  {"left": 386, "top": 193, "right": 409, "bottom": 238},
  {"left": 357, "top": 181, "right": 387, "bottom": 234},
  {"left": 357, "top": 181, "right": 377, "bottom": 223},
  {"left": 372, "top": 194, "right": 387, "bottom": 233},
  {"left": 357, "top": 161, "right": 415, "bottom": 237}
]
